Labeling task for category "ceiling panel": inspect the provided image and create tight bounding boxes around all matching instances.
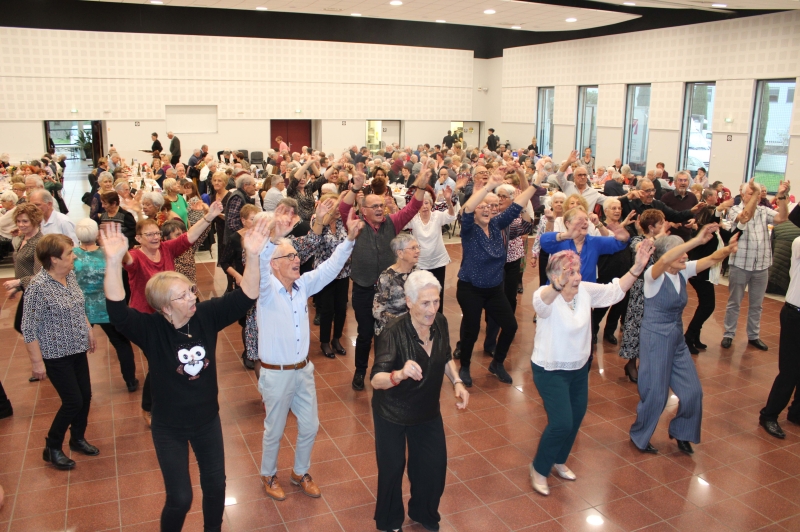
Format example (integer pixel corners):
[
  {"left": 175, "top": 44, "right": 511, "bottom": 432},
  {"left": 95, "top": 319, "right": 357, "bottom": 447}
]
[
  {"left": 85, "top": 0, "right": 641, "bottom": 31},
  {"left": 588, "top": 0, "right": 800, "bottom": 10}
]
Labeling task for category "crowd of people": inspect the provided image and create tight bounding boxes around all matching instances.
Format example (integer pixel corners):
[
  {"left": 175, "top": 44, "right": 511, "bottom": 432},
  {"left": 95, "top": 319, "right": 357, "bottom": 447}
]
[{"left": 1, "top": 130, "right": 799, "bottom": 531}]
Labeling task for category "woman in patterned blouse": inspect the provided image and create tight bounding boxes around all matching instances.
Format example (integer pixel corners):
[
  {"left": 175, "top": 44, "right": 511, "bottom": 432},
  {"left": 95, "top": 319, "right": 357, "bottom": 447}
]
[
  {"left": 22, "top": 234, "right": 99, "bottom": 471},
  {"left": 373, "top": 233, "right": 420, "bottom": 336},
  {"left": 4, "top": 203, "right": 44, "bottom": 334},
  {"left": 287, "top": 162, "right": 316, "bottom": 223}
]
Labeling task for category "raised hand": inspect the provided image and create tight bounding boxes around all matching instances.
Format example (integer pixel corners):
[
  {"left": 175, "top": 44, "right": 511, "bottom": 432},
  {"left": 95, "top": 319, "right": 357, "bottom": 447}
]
[
  {"left": 778, "top": 180, "right": 791, "bottom": 197},
  {"left": 635, "top": 238, "right": 655, "bottom": 269},
  {"left": 455, "top": 175, "right": 469, "bottom": 191},
  {"left": 621, "top": 210, "right": 637, "bottom": 226},
  {"left": 626, "top": 189, "right": 641, "bottom": 201},
  {"left": 243, "top": 214, "right": 270, "bottom": 255},
  {"left": 718, "top": 198, "right": 735, "bottom": 210},
  {"left": 589, "top": 213, "right": 600, "bottom": 226},
  {"left": 413, "top": 167, "right": 431, "bottom": 189},
  {"left": 485, "top": 169, "right": 505, "bottom": 190},
  {"left": 544, "top": 207, "right": 555, "bottom": 221},
  {"left": 346, "top": 206, "right": 365, "bottom": 241},
  {"left": 207, "top": 200, "right": 224, "bottom": 219},
  {"left": 271, "top": 204, "right": 294, "bottom": 239},
  {"left": 697, "top": 222, "right": 719, "bottom": 244},
  {"left": 566, "top": 150, "right": 579, "bottom": 165},
  {"left": 101, "top": 224, "right": 129, "bottom": 263},
  {"left": 690, "top": 201, "right": 707, "bottom": 213},
  {"left": 353, "top": 171, "right": 366, "bottom": 190},
  {"left": 315, "top": 198, "right": 335, "bottom": 220}
]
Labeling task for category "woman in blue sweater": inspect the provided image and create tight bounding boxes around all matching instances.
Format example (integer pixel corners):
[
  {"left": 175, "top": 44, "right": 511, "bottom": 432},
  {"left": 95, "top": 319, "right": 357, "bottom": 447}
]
[{"left": 455, "top": 167, "right": 538, "bottom": 387}]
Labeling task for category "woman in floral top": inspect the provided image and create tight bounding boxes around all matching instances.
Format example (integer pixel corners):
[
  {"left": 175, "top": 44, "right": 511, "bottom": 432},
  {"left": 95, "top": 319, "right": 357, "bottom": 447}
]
[{"left": 372, "top": 233, "right": 420, "bottom": 336}]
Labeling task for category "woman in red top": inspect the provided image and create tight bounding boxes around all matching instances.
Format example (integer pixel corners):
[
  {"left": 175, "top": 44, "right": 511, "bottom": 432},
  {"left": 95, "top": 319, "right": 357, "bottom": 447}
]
[{"left": 122, "top": 201, "right": 223, "bottom": 424}]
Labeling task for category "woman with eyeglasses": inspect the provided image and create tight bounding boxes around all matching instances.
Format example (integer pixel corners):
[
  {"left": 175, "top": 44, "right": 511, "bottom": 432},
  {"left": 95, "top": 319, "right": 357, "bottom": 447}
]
[
  {"left": 120, "top": 202, "right": 223, "bottom": 426},
  {"left": 373, "top": 234, "right": 421, "bottom": 336},
  {"left": 102, "top": 217, "right": 268, "bottom": 532}
]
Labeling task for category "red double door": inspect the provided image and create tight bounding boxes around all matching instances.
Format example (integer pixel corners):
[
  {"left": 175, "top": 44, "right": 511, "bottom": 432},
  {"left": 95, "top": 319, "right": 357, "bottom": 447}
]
[{"left": 270, "top": 120, "right": 312, "bottom": 152}]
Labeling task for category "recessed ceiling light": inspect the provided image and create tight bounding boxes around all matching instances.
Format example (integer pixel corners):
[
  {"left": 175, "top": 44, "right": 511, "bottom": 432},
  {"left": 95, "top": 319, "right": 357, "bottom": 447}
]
[
  {"left": 566, "top": 17, "right": 577, "bottom": 22},
  {"left": 711, "top": 3, "right": 727, "bottom": 7},
  {"left": 351, "top": 13, "right": 361, "bottom": 16},
  {"left": 150, "top": 0, "right": 163, "bottom": 4},
  {"left": 436, "top": 19, "right": 446, "bottom": 23},
  {"left": 511, "top": 26, "right": 521, "bottom": 29},
  {"left": 255, "top": 6, "right": 268, "bottom": 10},
  {"left": 484, "top": 9, "right": 496, "bottom": 15},
  {"left": 390, "top": 0, "right": 403, "bottom": 5},
  {"left": 623, "top": 2, "right": 635, "bottom": 5}
]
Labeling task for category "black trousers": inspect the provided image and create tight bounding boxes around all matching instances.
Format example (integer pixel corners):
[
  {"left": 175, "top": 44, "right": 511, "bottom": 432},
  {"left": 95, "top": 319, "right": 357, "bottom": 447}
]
[
  {"left": 373, "top": 413, "right": 446, "bottom": 531},
  {"left": 484, "top": 259, "right": 522, "bottom": 352},
  {"left": 352, "top": 282, "right": 376, "bottom": 376},
  {"left": 760, "top": 304, "right": 800, "bottom": 422},
  {"left": 538, "top": 250, "right": 550, "bottom": 287},
  {"left": 97, "top": 323, "right": 136, "bottom": 383},
  {"left": 456, "top": 279, "right": 518, "bottom": 368},
  {"left": 170, "top": 155, "right": 180, "bottom": 166},
  {"left": 142, "top": 371, "right": 152, "bottom": 412},
  {"left": 151, "top": 414, "right": 226, "bottom": 532},
  {"left": 425, "top": 265, "right": 447, "bottom": 314},
  {"left": 13, "top": 293, "right": 24, "bottom": 334},
  {"left": 592, "top": 292, "right": 630, "bottom": 339},
  {"left": 43, "top": 351, "right": 92, "bottom": 449},
  {"left": 0, "top": 378, "right": 10, "bottom": 411},
  {"left": 686, "top": 275, "right": 716, "bottom": 339},
  {"left": 317, "top": 277, "right": 350, "bottom": 343}
]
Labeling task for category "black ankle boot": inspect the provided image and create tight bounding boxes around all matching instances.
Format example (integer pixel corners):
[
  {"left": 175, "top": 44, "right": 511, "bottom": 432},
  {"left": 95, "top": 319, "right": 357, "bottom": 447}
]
[
  {"left": 43, "top": 447, "right": 76, "bottom": 470},
  {"left": 684, "top": 332, "right": 699, "bottom": 355},
  {"left": 0, "top": 401, "right": 12, "bottom": 419}
]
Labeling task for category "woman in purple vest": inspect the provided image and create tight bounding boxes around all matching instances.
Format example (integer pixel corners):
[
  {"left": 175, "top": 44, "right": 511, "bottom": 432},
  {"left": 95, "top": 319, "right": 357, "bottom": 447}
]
[{"left": 630, "top": 225, "right": 738, "bottom": 455}]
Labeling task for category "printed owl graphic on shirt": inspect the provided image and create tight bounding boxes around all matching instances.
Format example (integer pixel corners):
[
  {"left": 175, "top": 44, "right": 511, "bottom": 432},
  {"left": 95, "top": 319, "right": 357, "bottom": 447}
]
[{"left": 176, "top": 344, "right": 209, "bottom": 380}]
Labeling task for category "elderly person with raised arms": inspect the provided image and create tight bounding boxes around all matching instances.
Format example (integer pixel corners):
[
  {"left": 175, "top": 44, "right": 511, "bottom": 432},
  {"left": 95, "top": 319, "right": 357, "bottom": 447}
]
[
  {"left": 529, "top": 242, "right": 655, "bottom": 496},
  {"left": 553, "top": 150, "right": 606, "bottom": 212},
  {"left": 403, "top": 185, "right": 456, "bottom": 310},
  {"left": 256, "top": 203, "right": 363, "bottom": 502},
  {"left": 370, "top": 270, "right": 468, "bottom": 532},
  {"left": 102, "top": 216, "right": 266, "bottom": 532},
  {"left": 22, "top": 234, "right": 100, "bottom": 470},
  {"left": 455, "top": 167, "right": 539, "bottom": 386},
  {"left": 630, "top": 226, "right": 739, "bottom": 455},
  {"left": 373, "top": 234, "right": 420, "bottom": 336},
  {"left": 339, "top": 167, "right": 430, "bottom": 391}
]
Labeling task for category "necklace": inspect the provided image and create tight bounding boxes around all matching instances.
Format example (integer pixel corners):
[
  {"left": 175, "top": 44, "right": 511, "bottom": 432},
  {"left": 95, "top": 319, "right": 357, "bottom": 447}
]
[{"left": 175, "top": 321, "right": 192, "bottom": 338}]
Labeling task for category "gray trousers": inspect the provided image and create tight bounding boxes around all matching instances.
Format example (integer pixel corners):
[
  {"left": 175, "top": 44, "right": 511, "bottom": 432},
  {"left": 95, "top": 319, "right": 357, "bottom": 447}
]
[
  {"left": 630, "top": 327, "right": 703, "bottom": 448},
  {"left": 258, "top": 362, "right": 319, "bottom": 477},
  {"left": 723, "top": 266, "right": 769, "bottom": 340}
]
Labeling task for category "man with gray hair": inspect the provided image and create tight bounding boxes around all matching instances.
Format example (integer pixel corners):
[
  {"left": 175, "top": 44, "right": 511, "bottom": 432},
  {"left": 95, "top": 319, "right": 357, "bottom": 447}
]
[
  {"left": 29, "top": 189, "right": 78, "bottom": 245},
  {"left": 223, "top": 174, "right": 257, "bottom": 244},
  {"left": 553, "top": 150, "right": 607, "bottom": 212},
  {"left": 262, "top": 174, "right": 286, "bottom": 213},
  {"left": 256, "top": 205, "right": 362, "bottom": 501},
  {"left": 660, "top": 171, "right": 699, "bottom": 241},
  {"left": 604, "top": 172, "right": 626, "bottom": 196}
]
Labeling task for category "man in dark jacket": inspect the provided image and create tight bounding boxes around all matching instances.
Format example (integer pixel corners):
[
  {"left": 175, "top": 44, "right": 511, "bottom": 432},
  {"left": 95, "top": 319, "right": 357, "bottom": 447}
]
[
  {"left": 167, "top": 131, "right": 181, "bottom": 165},
  {"left": 442, "top": 131, "right": 455, "bottom": 149},
  {"left": 659, "top": 171, "right": 698, "bottom": 241},
  {"left": 620, "top": 178, "right": 706, "bottom": 223},
  {"left": 604, "top": 172, "right": 626, "bottom": 196},
  {"left": 486, "top": 128, "right": 498, "bottom": 152}
]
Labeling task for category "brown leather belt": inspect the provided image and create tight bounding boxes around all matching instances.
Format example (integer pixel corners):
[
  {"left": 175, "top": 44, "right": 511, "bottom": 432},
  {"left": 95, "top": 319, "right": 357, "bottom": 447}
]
[{"left": 260, "top": 358, "right": 309, "bottom": 371}]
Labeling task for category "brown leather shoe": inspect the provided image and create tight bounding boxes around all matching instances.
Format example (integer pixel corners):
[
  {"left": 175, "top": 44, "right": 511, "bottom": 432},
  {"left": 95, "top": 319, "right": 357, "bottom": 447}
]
[
  {"left": 142, "top": 409, "right": 151, "bottom": 428},
  {"left": 291, "top": 470, "right": 321, "bottom": 498},
  {"left": 261, "top": 475, "right": 286, "bottom": 501}
]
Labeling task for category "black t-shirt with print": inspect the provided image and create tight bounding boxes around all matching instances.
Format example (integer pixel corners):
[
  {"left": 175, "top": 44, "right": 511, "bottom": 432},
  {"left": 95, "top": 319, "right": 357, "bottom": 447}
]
[{"left": 107, "top": 289, "right": 255, "bottom": 429}]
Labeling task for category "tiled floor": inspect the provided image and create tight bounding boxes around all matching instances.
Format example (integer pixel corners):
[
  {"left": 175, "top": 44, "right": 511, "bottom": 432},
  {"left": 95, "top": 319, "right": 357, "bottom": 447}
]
[{"left": 1, "top": 161, "right": 799, "bottom": 531}]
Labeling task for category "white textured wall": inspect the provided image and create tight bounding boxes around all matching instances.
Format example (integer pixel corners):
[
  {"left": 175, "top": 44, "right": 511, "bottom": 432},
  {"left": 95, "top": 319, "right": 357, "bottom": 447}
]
[
  {"left": 500, "top": 11, "right": 800, "bottom": 183},
  {"left": 318, "top": 120, "right": 367, "bottom": 157},
  {"left": 404, "top": 122, "right": 451, "bottom": 151}
]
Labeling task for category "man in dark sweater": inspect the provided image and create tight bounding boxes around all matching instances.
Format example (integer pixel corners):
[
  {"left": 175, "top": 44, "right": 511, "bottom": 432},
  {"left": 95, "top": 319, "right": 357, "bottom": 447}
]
[
  {"left": 338, "top": 167, "right": 430, "bottom": 391},
  {"left": 659, "top": 171, "right": 698, "bottom": 241},
  {"left": 620, "top": 178, "right": 706, "bottom": 224},
  {"left": 486, "top": 128, "right": 498, "bottom": 152},
  {"left": 442, "top": 130, "right": 455, "bottom": 149},
  {"left": 604, "top": 172, "right": 626, "bottom": 196},
  {"left": 167, "top": 131, "right": 181, "bottom": 165},
  {"left": 150, "top": 133, "right": 163, "bottom": 153}
]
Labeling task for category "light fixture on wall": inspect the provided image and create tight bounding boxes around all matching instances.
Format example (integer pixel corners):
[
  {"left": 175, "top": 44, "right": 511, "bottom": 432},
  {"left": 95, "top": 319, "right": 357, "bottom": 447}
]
[
  {"left": 566, "top": 17, "right": 577, "bottom": 22},
  {"left": 724, "top": 117, "right": 733, "bottom": 123},
  {"left": 390, "top": 1, "right": 403, "bottom": 5},
  {"left": 483, "top": 9, "right": 496, "bottom": 15},
  {"left": 295, "top": 109, "right": 302, "bottom": 113},
  {"left": 70, "top": 109, "right": 78, "bottom": 113}
]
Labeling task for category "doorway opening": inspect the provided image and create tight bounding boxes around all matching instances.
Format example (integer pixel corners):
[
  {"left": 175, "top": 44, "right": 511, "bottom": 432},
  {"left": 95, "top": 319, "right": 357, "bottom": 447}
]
[
  {"left": 44, "top": 120, "right": 104, "bottom": 167},
  {"left": 270, "top": 120, "right": 312, "bottom": 153},
  {"left": 366, "top": 120, "right": 401, "bottom": 155},
  {"left": 450, "top": 121, "right": 479, "bottom": 151}
]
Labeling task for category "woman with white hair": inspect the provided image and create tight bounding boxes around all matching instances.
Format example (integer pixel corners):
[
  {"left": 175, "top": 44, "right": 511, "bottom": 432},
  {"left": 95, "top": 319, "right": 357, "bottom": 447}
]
[
  {"left": 529, "top": 243, "right": 654, "bottom": 496},
  {"left": 373, "top": 233, "right": 420, "bottom": 336},
  {"left": 531, "top": 191, "right": 566, "bottom": 288},
  {"left": 90, "top": 171, "right": 115, "bottom": 223},
  {"left": 370, "top": 270, "right": 469, "bottom": 532},
  {"left": 630, "top": 226, "right": 739, "bottom": 455},
  {"left": 73, "top": 219, "right": 138, "bottom": 392},
  {"left": 403, "top": 186, "right": 456, "bottom": 310},
  {"left": 114, "top": 178, "right": 142, "bottom": 220}
]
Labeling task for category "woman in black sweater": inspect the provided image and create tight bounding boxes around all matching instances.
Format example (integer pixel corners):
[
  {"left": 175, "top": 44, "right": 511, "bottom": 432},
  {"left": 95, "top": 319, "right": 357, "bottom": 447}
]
[
  {"left": 370, "top": 270, "right": 469, "bottom": 532},
  {"left": 102, "top": 219, "right": 268, "bottom": 532}
]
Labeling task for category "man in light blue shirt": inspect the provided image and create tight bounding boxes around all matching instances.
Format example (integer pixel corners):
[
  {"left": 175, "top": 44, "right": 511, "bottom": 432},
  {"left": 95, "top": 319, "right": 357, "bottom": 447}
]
[{"left": 256, "top": 204, "right": 362, "bottom": 501}]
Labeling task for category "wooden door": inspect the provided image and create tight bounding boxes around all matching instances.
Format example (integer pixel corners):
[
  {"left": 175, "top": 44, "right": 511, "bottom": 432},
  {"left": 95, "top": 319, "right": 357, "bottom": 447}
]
[{"left": 271, "top": 120, "right": 312, "bottom": 152}]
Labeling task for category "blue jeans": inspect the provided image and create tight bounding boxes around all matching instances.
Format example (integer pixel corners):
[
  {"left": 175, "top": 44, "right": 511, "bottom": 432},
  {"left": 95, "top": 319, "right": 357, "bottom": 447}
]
[
  {"left": 151, "top": 414, "right": 225, "bottom": 532},
  {"left": 531, "top": 361, "right": 588, "bottom": 477}
]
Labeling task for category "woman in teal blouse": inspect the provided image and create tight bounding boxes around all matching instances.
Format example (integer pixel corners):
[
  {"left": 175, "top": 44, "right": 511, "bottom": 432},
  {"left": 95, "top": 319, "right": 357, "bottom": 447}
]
[{"left": 73, "top": 219, "right": 139, "bottom": 392}]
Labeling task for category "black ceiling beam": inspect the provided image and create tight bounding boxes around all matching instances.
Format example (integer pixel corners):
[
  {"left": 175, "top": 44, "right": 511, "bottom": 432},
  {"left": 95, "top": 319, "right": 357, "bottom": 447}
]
[{"left": 1, "top": 0, "right": 783, "bottom": 58}]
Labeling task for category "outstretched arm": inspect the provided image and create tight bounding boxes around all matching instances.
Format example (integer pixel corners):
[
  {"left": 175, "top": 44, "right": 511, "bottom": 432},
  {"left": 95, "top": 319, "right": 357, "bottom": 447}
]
[
  {"left": 650, "top": 223, "right": 718, "bottom": 279},
  {"left": 188, "top": 200, "right": 223, "bottom": 244}
]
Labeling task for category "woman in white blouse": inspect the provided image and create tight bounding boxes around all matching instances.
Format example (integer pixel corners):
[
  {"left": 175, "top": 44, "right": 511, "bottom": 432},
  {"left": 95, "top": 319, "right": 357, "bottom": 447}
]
[
  {"left": 529, "top": 243, "right": 654, "bottom": 497},
  {"left": 404, "top": 186, "right": 456, "bottom": 311}
]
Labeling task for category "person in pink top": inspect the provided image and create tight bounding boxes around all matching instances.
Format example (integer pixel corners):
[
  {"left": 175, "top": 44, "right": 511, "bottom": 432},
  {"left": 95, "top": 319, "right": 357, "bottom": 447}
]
[
  {"left": 121, "top": 201, "right": 223, "bottom": 424},
  {"left": 339, "top": 166, "right": 431, "bottom": 391}
]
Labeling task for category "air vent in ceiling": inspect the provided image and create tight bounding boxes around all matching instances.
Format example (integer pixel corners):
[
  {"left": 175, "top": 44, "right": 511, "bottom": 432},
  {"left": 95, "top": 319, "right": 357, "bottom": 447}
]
[{"left": 324, "top": 7, "right": 344, "bottom": 11}]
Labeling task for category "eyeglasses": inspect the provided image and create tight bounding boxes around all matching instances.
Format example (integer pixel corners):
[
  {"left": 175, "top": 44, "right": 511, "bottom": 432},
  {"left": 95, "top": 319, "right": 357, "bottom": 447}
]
[
  {"left": 402, "top": 245, "right": 421, "bottom": 252},
  {"left": 641, "top": 189, "right": 656, "bottom": 195},
  {"left": 140, "top": 231, "right": 161, "bottom": 238},
  {"left": 365, "top": 204, "right": 385, "bottom": 210},
  {"left": 171, "top": 285, "right": 198, "bottom": 302},
  {"left": 273, "top": 252, "right": 299, "bottom": 261}
]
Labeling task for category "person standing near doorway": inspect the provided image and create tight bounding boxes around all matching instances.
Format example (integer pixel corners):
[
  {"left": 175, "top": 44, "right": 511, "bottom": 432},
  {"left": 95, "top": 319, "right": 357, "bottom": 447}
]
[{"left": 167, "top": 132, "right": 181, "bottom": 166}]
